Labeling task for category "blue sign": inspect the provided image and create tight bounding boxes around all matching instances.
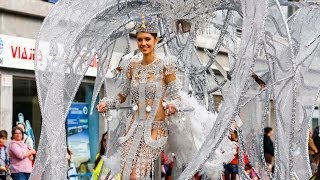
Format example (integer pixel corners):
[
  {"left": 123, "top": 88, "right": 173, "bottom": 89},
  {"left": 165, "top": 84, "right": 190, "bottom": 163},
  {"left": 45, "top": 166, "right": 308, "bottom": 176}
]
[{"left": 67, "top": 103, "right": 90, "bottom": 168}]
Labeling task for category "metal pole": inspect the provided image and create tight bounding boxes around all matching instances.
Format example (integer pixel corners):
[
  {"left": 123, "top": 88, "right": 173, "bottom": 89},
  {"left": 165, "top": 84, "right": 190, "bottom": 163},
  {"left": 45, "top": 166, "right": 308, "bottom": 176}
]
[{"left": 154, "top": 156, "right": 161, "bottom": 180}]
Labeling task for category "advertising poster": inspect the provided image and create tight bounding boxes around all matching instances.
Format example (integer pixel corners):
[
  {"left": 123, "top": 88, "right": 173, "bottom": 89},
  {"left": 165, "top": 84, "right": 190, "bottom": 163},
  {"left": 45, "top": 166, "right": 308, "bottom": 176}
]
[{"left": 67, "top": 103, "right": 90, "bottom": 169}]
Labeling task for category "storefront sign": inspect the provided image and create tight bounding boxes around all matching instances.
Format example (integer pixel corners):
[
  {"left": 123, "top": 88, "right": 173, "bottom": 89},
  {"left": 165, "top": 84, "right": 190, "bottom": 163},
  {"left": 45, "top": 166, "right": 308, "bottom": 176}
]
[
  {"left": 0, "top": 34, "right": 120, "bottom": 77},
  {"left": 0, "top": 34, "right": 35, "bottom": 71},
  {"left": 66, "top": 102, "right": 90, "bottom": 167}
]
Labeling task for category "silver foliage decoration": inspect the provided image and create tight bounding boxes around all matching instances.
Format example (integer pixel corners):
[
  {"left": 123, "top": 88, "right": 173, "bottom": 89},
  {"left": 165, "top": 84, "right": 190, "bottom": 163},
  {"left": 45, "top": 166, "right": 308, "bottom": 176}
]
[{"left": 31, "top": 0, "right": 320, "bottom": 179}]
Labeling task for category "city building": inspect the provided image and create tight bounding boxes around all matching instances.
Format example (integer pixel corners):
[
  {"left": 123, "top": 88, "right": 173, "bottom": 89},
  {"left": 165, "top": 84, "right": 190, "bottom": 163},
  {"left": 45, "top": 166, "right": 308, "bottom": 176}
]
[
  {"left": 1, "top": 0, "right": 305, "bottom": 169},
  {"left": 0, "top": 0, "right": 101, "bottom": 164}
]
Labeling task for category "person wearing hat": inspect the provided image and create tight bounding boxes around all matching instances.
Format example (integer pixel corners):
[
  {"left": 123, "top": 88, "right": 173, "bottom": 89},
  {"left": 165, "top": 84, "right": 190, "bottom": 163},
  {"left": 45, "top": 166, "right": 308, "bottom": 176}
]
[{"left": 16, "top": 122, "right": 34, "bottom": 150}]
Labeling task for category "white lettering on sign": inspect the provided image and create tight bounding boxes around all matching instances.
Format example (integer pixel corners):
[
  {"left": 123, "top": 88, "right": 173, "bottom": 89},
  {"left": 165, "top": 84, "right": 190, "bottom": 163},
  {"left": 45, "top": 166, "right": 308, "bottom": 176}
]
[{"left": 0, "top": 34, "right": 122, "bottom": 77}]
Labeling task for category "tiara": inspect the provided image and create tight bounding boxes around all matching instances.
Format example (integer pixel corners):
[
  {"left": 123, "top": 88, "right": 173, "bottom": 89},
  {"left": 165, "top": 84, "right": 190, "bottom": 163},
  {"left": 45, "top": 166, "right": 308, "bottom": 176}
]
[{"left": 134, "top": 16, "right": 159, "bottom": 34}]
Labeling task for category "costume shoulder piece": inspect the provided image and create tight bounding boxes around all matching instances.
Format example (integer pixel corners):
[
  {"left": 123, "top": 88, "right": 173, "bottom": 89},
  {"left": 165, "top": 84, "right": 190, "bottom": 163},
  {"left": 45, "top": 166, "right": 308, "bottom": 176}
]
[
  {"left": 117, "top": 57, "right": 140, "bottom": 78},
  {"left": 163, "top": 56, "right": 177, "bottom": 75}
]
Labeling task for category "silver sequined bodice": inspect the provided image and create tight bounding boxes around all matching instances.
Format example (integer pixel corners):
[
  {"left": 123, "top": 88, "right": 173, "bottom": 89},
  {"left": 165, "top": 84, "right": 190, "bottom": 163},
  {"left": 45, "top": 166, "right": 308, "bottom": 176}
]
[{"left": 130, "top": 59, "right": 166, "bottom": 103}]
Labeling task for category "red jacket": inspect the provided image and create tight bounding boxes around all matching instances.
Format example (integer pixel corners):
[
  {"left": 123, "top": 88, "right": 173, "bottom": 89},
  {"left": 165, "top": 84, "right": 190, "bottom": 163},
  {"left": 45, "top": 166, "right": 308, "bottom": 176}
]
[
  {"left": 161, "top": 151, "right": 174, "bottom": 168},
  {"left": 230, "top": 148, "right": 249, "bottom": 165}
]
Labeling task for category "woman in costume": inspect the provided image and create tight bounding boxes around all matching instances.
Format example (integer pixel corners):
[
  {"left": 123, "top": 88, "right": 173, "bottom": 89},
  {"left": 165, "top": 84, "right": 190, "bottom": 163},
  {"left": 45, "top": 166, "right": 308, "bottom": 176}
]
[{"left": 96, "top": 16, "right": 180, "bottom": 179}]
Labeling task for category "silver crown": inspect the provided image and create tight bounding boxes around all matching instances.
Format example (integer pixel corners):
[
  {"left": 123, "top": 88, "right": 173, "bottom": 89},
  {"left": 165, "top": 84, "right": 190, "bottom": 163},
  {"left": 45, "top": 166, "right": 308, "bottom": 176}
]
[{"left": 134, "top": 16, "right": 159, "bottom": 34}]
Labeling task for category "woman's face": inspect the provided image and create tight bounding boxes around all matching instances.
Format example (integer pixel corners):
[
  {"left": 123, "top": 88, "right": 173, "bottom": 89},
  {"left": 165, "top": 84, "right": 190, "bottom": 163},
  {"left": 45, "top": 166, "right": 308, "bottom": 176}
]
[
  {"left": 0, "top": 137, "right": 7, "bottom": 145},
  {"left": 268, "top": 129, "right": 274, "bottom": 137},
  {"left": 137, "top": 32, "right": 158, "bottom": 55},
  {"left": 310, "top": 128, "right": 313, "bottom": 137},
  {"left": 13, "top": 129, "right": 23, "bottom": 141},
  {"left": 102, "top": 134, "right": 108, "bottom": 148}
]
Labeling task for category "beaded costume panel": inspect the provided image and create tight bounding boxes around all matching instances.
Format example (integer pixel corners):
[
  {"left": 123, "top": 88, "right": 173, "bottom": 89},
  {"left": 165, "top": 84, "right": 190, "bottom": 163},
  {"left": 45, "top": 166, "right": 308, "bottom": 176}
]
[{"left": 118, "top": 57, "right": 179, "bottom": 179}]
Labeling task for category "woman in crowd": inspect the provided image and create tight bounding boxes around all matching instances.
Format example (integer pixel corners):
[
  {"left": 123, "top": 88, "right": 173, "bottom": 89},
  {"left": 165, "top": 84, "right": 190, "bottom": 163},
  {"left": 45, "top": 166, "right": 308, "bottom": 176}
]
[
  {"left": 8, "top": 126, "right": 36, "bottom": 180},
  {"left": 309, "top": 128, "right": 318, "bottom": 173},
  {"left": 263, "top": 127, "right": 274, "bottom": 172},
  {"left": 161, "top": 151, "right": 174, "bottom": 180},
  {"left": 96, "top": 15, "right": 180, "bottom": 179},
  {"left": 224, "top": 130, "right": 240, "bottom": 180},
  {"left": 92, "top": 131, "right": 108, "bottom": 180},
  {"left": 313, "top": 126, "right": 320, "bottom": 154},
  {"left": 0, "top": 130, "right": 9, "bottom": 180}
]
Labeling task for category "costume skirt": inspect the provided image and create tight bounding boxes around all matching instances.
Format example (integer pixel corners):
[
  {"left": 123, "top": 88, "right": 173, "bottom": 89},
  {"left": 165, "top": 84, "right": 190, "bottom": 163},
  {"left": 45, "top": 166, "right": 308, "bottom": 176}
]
[{"left": 120, "top": 121, "right": 168, "bottom": 179}]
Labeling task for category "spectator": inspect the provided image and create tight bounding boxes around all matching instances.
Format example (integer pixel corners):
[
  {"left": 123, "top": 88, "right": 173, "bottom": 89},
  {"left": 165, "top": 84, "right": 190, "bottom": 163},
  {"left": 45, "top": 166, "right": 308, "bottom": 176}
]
[
  {"left": 8, "top": 126, "right": 36, "bottom": 180},
  {"left": 224, "top": 130, "right": 253, "bottom": 180},
  {"left": 161, "top": 151, "right": 174, "bottom": 180},
  {"left": 263, "top": 127, "right": 274, "bottom": 172},
  {"left": 66, "top": 147, "right": 73, "bottom": 179},
  {"left": 309, "top": 128, "right": 319, "bottom": 174},
  {"left": 92, "top": 132, "right": 121, "bottom": 180},
  {"left": 310, "top": 156, "right": 320, "bottom": 180},
  {"left": 245, "top": 164, "right": 259, "bottom": 180},
  {"left": 313, "top": 127, "right": 320, "bottom": 153},
  {"left": 0, "top": 130, "right": 9, "bottom": 180},
  {"left": 92, "top": 132, "right": 107, "bottom": 180},
  {"left": 224, "top": 130, "right": 239, "bottom": 180},
  {"left": 192, "top": 172, "right": 202, "bottom": 180},
  {"left": 16, "top": 122, "right": 34, "bottom": 149},
  {"left": 66, "top": 147, "right": 72, "bottom": 167}
]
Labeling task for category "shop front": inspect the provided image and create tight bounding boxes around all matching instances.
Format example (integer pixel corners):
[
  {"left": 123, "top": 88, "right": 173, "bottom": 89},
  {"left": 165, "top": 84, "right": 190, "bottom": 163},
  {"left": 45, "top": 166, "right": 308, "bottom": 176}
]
[{"left": 0, "top": 33, "right": 104, "bottom": 167}]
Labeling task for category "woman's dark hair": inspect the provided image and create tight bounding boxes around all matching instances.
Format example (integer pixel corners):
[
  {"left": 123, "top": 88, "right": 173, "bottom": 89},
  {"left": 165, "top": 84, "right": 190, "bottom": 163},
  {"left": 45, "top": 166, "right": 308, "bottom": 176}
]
[
  {"left": 264, "top": 127, "right": 273, "bottom": 135},
  {"left": 313, "top": 126, "right": 320, "bottom": 139},
  {"left": 230, "top": 130, "right": 238, "bottom": 142},
  {"left": 93, "top": 131, "right": 108, "bottom": 169},
  {"left": 150, "top": 33, "right": 158, "bottom": 38},
  {"left": 136, "top": 32, "right": 158, "bottom": 39},
  {"left": 0, "top": 130, "right": 7, "bottom": 139},
  {"left": 11, "top": 126, "right": 24, "bottom": 140}
]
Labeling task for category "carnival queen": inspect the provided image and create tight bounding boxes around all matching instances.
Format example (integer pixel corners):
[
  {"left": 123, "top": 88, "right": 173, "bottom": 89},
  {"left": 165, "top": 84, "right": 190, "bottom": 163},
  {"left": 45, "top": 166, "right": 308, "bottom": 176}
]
[{"left": 96, "top": 15, "right": 181, "bottom": 179}]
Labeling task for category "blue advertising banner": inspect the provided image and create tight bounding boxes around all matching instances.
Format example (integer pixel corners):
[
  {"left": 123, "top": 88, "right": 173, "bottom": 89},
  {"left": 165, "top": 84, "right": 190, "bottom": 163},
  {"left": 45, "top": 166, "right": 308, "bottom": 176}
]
[{"left": 67, "top": 103, "right": 90, "bottom": 168}]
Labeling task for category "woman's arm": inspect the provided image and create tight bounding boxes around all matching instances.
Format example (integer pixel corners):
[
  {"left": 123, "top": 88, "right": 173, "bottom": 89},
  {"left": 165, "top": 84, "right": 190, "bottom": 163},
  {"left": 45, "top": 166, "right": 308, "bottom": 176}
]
[
  {"left": 9, "top": 143, "right": 34, "bottom": 160},
  {"left": 164, "top": 68, "right": 181, "bottom": 115},
  {"left": 309, "top": 138, "right": 318, "bottom": 153},
  {"left": 117, "top": 63, "right": 133, "bottom": 103}
]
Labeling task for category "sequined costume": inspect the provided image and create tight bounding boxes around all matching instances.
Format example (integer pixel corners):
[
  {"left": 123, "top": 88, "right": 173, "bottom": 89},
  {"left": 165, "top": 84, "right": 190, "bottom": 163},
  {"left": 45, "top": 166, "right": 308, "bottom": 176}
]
[{"left": 101, "top": 57, "right": 180, "bottom": 179}]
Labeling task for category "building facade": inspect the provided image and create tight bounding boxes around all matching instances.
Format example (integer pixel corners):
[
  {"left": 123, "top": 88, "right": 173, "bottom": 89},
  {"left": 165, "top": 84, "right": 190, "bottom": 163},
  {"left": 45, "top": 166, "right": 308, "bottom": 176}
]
[
  {"left": 0, "top": 0, "right": 53, "bottom": 143},
  {"left": 2, "top": 0, "right": 303, "bottom": 169},
  {"left": 0, "top": 0, "right": 102, "bottom": 165}
]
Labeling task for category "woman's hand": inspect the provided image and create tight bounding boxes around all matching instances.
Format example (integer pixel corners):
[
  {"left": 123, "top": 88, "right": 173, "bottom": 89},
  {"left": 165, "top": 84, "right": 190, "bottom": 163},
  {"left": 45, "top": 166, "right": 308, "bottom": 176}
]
[
  {"left": 166, "top": 104, "right": 177, "bottom": 116},
  {"left": 26, "top": 149, "right": 36, "bottom": 157},
  {"left": 27, "top": 149, "right": 36, "bottom": 160},
  {"left": 96, "top": 102, "right": 107, "bottom": 113},
  {"left": 0, "top": 166, "right": 6, "bottom": 172},
  {"left": 30, "top": 149, "right": 36, "bottom": 155}
]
